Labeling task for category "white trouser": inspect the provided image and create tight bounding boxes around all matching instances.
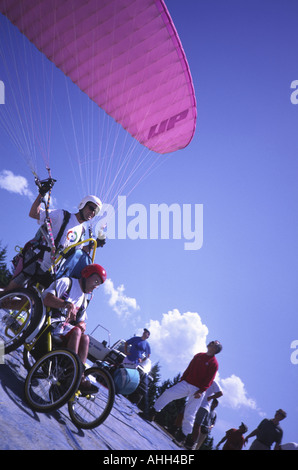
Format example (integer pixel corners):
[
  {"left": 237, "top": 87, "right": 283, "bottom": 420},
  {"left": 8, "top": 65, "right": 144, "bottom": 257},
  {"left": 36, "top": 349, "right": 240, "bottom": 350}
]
[{"left": 154, "top": 380, "right": 205, "bottom": 436}]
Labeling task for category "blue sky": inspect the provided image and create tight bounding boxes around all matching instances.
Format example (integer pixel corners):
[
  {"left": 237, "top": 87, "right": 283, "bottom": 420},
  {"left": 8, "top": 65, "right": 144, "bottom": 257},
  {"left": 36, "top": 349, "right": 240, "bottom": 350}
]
[{"left": 0, "top": 0, "right": 298, "bottom": 448}]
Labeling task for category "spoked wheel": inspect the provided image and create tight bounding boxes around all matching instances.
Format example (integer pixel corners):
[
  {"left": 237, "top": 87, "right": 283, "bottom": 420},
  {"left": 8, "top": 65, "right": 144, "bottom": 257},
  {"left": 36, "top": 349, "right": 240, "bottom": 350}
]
[
  {"left": 23, "top": 346, "right": 37, "bottom": 371},
  {"left": 24, "top": 349, "right": 83, "bottom": 412},
  {"left": 68, "top": 366, "right": 115, "bottom": 429},
  {"left": 23, "top": 323, "right": 51, "bottom": 371},
  {"left": 0, "top": 288, "right": 42, "bottom": 354}
]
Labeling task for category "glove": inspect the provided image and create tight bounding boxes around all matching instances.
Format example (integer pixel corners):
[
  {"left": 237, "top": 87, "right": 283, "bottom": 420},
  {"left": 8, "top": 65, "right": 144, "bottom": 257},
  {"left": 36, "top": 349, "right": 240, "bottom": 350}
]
[
  {"left": 96, "top": 229, "right": 106, "bottom": 247},
  {"left": 38, "top": 178, "right": 56, "bottom": 196},
  {"left": 96, "top": 237, "right": 106, "bottom": 247}
]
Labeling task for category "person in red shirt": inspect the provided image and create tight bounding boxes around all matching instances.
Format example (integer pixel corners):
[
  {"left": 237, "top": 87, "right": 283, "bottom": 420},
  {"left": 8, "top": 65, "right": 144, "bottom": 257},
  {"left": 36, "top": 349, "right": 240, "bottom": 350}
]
[
  {"left": 139, "top": 340, "right": 222, "bottom": 445},
  {"left": 216, "top": 422, "right": 248, "bottom": 450}
]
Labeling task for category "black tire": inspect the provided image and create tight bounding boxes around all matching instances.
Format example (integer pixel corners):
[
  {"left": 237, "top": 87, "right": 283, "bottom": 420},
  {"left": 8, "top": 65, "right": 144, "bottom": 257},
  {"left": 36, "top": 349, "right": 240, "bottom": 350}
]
[
  {"left": 23, "top": 322, "right": 51, "bottom": 371},
  {"left": 68, "top": 366, "right": 115, "bottom": 429},
  {"left": 0, "top": 288, "right": 42, "bottom": 354},
  {"left": 24, "top": 349, "right": 83, "bottom": 412},
  {"left": 23, "top": 347, "right": 35, "bottom": 371}
]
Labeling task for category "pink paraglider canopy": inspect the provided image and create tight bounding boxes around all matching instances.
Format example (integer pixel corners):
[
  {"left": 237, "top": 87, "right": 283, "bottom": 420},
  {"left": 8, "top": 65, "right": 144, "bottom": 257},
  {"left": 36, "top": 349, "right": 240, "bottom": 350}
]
[{"left": 0, "top": 0, "right": 196, "bottom": 154}]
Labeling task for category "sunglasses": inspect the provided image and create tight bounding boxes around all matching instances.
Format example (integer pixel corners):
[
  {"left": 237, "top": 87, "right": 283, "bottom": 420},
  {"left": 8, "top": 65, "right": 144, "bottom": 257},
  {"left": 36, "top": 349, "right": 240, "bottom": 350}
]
[{"left": 87, "top": 204, "right": 98, "bottom": 213}]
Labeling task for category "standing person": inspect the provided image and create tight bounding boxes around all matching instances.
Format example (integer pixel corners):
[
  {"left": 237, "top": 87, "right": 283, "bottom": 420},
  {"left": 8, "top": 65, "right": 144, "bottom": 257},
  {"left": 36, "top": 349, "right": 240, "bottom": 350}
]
[
  {"left": 123, "top": 328, "right": 151, "bottom": 365},
  {"left": 245, "top": 409, "right": 287, "bottom": 450},
  {"left": 140, "top": 340, "right": 222, "bottom": 446},
  {"left": 196, "top": 398, "right": 219, "bottom": 450},
  {"left": 216, "top": 422, "right": 248, "bottom": 450},
  {"left": 43, "top": 263, "right": 107, "bottom": 391},
  {"left": 184, "top": 380, "right": 223, "bottom": 449},
  {"left": 6, "top": 190, "right": 102, "bottom": 290}
]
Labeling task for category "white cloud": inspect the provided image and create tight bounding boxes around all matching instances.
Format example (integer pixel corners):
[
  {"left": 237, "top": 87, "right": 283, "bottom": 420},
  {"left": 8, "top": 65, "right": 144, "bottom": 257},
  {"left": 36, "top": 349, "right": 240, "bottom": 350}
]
[
  {"left": 103, "top": 278, "right": 140, "bottom": 319},
  {"left": 145, "top": 308, "right": 260, "bottom": 413},
  {"left": 147, "top": 309, "right": 209, "bottom": 375},
  {"left": 102, "top": 285, "right": 260, "bottom": 414},
  {"left": 218, "top": 374, "right": 257, "bottom": 410},
  {"left": 0, "top": 170, "right": 34, "bottom": 199}
]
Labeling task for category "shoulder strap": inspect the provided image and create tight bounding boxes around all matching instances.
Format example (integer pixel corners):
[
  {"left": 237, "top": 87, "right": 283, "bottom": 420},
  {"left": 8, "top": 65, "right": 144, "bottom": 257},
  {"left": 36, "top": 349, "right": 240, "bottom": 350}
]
[
  {"left": 63, "top": 277, "right": 73, "bottom": 299},
  {"left": 77, "top": 293, "right": 90, "bottom": 318},
  {"left": 55, "top": 277, "right": 73, "bottom": 300},
  {"left": 51, "top": 277, "right": 73, "bottom": 318},
  {"left": 54, "top": 210, "right": 71, "bottom": 249}
]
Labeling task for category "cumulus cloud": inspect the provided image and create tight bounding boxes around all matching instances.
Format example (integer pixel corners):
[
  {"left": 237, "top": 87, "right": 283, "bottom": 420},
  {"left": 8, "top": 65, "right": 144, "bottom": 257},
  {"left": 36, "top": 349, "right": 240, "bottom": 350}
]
[
  {"left": 145, "top": 308, "right": 259, "bottom": 413},
  {"left": 218, "top": 374, "right": 257, "bottom": 410},
  {"left": 103, "top": 278, "right": 140, "bottom": 319},
  {"left": 147, "top": 309, "right": 209, "bottom": 374},
  {"left": 0, "top": 170, "right": 34, "bottom": 199},
  {"left": 101, "top": 287, "right": 260, "bottom": 414}
]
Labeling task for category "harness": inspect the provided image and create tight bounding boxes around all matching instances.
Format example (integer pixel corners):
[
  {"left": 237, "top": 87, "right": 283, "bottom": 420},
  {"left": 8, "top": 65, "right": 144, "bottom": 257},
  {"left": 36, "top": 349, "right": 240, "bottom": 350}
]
[
  {"left": 13, "top": 210, "right": 71, "bottom": 280},
  {"left": 35, "top": 209, "right": 71, "bottom": 253},
  {"left": 51, "top": 277, "right": 89, "bottom": 320}
]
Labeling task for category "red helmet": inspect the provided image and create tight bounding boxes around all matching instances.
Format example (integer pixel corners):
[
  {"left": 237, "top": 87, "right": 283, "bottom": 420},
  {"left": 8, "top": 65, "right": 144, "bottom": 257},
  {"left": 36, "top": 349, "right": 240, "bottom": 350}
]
[{"left": 81, "top": 264, "right": 107, "bottom": 284}]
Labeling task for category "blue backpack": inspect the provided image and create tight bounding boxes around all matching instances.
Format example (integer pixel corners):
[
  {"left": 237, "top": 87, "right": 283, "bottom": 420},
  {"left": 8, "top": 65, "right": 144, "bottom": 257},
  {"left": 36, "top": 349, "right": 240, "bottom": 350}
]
[{"left": 55, "top": 248, "right": 91, "bottom": 279}]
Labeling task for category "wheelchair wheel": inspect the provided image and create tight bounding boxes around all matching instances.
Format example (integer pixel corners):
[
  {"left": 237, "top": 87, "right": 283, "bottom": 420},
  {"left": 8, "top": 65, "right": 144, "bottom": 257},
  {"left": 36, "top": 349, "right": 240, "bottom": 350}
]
[
  {"left": 24, "top": 349, "right": 83, "bottom": 412},
  {"left": 68, "top": 366, "right": 115, "bottom": 429},
  {"left": 0, "top": 288, "right": 42, "bottom": 354},
  {"left": 23, "top": 322, "right": 52, "bottom": 371},
  {"left": 23, "top": 347, "right": 35, "bottom": 371}
]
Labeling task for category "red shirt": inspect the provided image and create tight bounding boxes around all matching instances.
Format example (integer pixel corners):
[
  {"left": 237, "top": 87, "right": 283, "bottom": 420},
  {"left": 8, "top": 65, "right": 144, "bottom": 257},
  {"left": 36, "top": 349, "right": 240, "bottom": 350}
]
[
  {"left": 180, "top": 353, "right": 218, "bottom": 392},
  {"left": 223, "top": 429, "right": 245, "bottom": 450}
]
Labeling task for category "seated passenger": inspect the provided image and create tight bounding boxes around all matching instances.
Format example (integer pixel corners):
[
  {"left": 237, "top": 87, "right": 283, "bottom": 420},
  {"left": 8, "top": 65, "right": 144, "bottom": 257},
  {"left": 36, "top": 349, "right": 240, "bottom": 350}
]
[{"left": 43, "top": 263, "right": 107, "bottom": 391}]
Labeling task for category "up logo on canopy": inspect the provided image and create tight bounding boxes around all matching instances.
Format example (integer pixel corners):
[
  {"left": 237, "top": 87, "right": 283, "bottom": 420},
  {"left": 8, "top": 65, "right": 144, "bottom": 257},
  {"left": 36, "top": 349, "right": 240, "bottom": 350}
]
[{"left": 148, "top": 109, "right": 189, "bottom": 140}]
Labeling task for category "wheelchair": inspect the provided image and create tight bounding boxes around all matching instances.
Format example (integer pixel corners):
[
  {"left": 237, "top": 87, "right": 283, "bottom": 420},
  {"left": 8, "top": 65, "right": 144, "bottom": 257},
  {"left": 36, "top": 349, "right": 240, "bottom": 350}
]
[
  {"left": 0, "top": 237, "right": 97, "bottom": 355},
  {"left": 0, "top": 239, "right": 115, "bottom": 428},
  {"left": 23, "top": 308, "right": 115, "bottom": 428}
]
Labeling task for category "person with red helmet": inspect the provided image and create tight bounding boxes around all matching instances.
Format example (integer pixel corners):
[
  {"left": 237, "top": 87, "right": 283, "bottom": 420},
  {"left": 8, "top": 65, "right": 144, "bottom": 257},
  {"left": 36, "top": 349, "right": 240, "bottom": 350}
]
[{"left": 43, "top": 263, "right": 107, "bottom": 392}]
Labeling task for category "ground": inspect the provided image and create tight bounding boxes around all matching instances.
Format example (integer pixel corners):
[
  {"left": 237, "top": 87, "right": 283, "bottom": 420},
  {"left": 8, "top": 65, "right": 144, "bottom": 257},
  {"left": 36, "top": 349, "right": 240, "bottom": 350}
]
[{"left": 0, "top": 349, "right": 181, "bottom": 451}]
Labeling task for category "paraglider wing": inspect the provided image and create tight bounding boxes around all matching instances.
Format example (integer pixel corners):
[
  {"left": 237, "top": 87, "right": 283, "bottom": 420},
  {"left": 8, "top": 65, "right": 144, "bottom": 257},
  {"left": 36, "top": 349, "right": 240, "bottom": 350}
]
[{"left": 0, "top": 0, "right": 196, "bottom": 154}]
